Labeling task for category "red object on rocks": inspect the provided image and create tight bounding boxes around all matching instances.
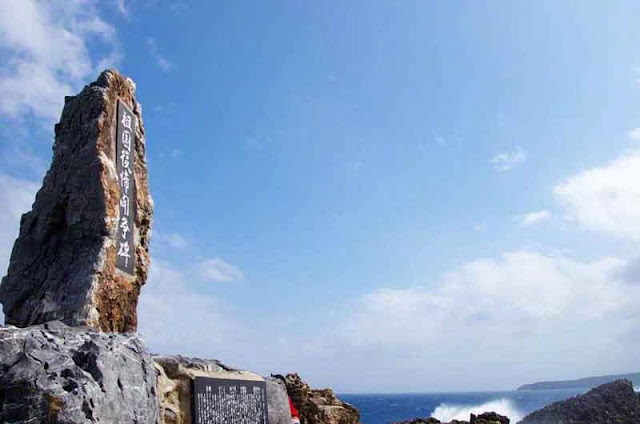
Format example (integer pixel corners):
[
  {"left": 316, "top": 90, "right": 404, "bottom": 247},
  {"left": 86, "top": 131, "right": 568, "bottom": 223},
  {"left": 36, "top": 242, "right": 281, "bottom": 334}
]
[{"left": 289, "top": 397, "right": 300, "bottom": 418}]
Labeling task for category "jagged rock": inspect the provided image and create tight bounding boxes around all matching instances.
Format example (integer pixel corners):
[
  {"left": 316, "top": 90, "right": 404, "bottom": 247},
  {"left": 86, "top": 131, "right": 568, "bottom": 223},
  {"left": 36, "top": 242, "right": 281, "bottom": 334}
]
[
  {"left": 0, "top": 69, "right": 153, "bottom": 332},
  {"left": 0, "top": 321, "right": 158, "bottom": 423},
  {"left": 471, "top": 412, "right": 509, "bottom": 424},
  {"left": 266, "top": 376, "right": 293, "bottom": 424},
  {"left": 154, "top": 355, "right": 274, "bottom": 424},
  {"left": 518, "top": 379, "right": 640, "bottom": 424},
  {"left": 392, "top": 418, "right": 442, "bottom": 424},
  {"left": 285, "top": 373, "right": 361, "bottom": 424},
  {"left": 393, "top": 411, "right": 509, "bottom": 424}
]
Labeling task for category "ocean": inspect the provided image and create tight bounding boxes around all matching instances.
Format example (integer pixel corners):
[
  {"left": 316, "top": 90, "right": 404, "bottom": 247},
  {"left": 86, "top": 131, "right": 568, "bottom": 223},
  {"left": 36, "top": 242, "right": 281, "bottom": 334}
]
[{"left": 340, "top": 389, "right": 586, "bottom": 424}]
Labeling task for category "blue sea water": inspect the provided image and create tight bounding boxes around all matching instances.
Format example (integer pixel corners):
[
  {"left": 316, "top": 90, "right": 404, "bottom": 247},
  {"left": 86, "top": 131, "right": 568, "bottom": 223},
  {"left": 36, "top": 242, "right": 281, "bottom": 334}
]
[{"left": 340, "top": 389, "right": 586, "bottom": 424}]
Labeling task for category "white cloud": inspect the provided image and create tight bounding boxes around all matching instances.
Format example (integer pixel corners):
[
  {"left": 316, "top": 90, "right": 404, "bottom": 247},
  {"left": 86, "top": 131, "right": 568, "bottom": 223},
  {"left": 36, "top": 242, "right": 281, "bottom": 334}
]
[
  {"left": 555, "top": 151, "right": 640, "bottom": 240},
  {"left": 146, "top": 37, "right": 173, "bottom": 72},
  {"left": 320, "top": 250, "right": 639, "bottom": 390},
  {"left": 512, "top": 210, "right": 551, "bottom": 226},
  {"left": 138, "top": 259, "right": 305, "bottom": 374},
  {"left": 138, "top": 260, "right": 240, "bottom": 356},
  {"left": 0, "top": 0, "right": 120, "bottom": 123},
  {"left": 628, "top": 128, "right": 640, "bottom": 142},
  {"left": 199, "top": 257, "right": 243, "bottom": 282},
  {"left": 490, "top": 147, "right": 527, "bottom": 172}
]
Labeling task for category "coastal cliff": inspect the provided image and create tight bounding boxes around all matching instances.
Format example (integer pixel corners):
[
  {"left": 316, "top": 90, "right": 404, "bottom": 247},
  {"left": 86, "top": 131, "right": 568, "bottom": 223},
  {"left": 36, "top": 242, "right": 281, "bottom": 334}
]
[
  {"left": 518, "top": 379, "right": 640, "bottom": 424},
  {"left": 517, "top": 372, "right": 640, "bottom": 391}
]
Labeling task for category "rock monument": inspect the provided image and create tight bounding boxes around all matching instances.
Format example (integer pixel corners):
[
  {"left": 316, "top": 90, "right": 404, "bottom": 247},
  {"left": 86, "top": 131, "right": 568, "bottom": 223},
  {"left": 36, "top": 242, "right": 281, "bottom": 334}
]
[
  {"left": 0, "top": 69, "right": 358, "bottom": 424},
  {"left": 0, "top": 70, "right": 153, "bottom": 333},
  {"left": 0, "top": 70, "right": 159, "bottom": 423}
]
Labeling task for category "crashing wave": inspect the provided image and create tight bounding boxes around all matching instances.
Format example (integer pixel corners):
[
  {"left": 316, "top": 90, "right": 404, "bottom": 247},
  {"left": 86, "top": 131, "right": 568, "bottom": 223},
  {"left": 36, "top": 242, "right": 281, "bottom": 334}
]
[{"left": 431, "top": 398, "right": 524, "bottom": 423}]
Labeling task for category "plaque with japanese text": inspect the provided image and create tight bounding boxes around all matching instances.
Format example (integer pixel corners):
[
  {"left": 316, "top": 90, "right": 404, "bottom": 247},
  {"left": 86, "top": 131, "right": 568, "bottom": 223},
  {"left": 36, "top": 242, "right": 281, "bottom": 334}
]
[
  {"left": 115, "top": 99, "right": 136, "bottom": 275},
  {"left": 193, "top": 377, "right": 268, "bottom": 424}
]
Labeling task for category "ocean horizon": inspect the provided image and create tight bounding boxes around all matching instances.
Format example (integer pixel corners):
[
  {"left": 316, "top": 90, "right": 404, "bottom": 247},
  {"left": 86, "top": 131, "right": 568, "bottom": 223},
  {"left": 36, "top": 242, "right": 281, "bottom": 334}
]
[{"left": 340, "top": 389, "right": 587, "bottom": 424}]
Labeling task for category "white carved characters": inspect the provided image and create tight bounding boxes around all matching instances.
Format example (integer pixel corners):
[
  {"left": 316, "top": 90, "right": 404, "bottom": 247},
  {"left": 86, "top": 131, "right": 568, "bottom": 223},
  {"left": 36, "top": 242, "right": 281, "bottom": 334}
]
[{"left": 116, "top": 102, "right": 136, "bottom": 272}]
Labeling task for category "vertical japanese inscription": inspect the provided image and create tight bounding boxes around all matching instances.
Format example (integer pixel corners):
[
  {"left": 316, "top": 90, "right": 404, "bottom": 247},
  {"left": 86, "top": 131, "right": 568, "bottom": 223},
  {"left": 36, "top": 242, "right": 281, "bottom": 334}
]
[
  {"left": 115, "top": 100, "right": 136, "bottom": 275},
  {"left": 193, "top": 377, "right": 269, "bottom": 424}
]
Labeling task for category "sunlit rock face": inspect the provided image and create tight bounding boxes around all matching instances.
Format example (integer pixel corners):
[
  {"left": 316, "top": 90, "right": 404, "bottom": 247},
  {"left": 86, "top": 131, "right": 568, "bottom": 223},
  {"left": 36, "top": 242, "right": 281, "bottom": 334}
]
[
  {"left": 0, "top": 70, "right": 153, "bottom": 332},
  {"left": 285, "top": 372, "right": 361, "bottom": 424}
]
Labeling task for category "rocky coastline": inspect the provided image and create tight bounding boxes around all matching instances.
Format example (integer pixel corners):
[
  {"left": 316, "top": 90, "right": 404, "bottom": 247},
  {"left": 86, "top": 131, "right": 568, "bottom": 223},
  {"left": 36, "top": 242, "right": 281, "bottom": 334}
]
[
  {"left": 393, "top": 412, "right": 509, "bottom": 424},
  {"left": 392, "top": 379, "right": 640, "bottom": 424}
]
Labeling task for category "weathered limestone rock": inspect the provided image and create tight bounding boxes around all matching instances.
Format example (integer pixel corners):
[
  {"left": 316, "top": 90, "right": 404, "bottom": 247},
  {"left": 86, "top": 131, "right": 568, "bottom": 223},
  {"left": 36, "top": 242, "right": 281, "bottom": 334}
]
[
  {"left": 285, "top": 373, "right": 361, "bottom": 424},
  {"left": 518, "top": 379, "right": 640, "bottom": 424},
  {"left": 0, "top": 70, "right": 153, "bottom": 332},
  {"left": 0, "top": 321, "right": 158, "bottom": 423},
  {"left": 154, "top": 355, "right": 276, "bottom": 424},
  {"left": 266, "top": 376, "right": 293, "bottom": 424}
]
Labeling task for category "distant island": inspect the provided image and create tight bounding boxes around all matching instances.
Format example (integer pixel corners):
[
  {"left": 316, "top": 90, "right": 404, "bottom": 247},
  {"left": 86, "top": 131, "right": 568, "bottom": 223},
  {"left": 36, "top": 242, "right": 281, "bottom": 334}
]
[{"left": 518, "top": 372, "right": 640, "bottom": 391}]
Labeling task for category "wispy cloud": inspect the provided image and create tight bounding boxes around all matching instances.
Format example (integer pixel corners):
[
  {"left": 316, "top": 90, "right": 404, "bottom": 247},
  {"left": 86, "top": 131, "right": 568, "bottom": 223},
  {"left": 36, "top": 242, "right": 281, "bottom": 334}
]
[
  {"left": 628, "top": 128, "right": 640, "bottom": 142},
  {"left": 0, "top": 1, "right": 120, "bottom": 124},
  {"left": 146, "top": 37, "right": 173, "bottom": 72},
  {"left": 114, "top": 0, "right": 129, "bottom": 19},
  {"left": 155, "top": 231, "right": 189, "bottom": 250},
  {"left": 473, "top": 223, "right": 487, "bottom": 232},
  {"left": 138, "top": 260, "right": 241, "bottom": 356},
  {"left": 512, "top": 210, "right": 551, "bottom": 226},
  {"left": 198, "top": 257, "right": 243, "bottom": 283},
  {"left": 434, "top": 132, "right": 447, "bottom": 146},
  {"left": 490, "top": 147, "right": 528, "bottom": 172}
]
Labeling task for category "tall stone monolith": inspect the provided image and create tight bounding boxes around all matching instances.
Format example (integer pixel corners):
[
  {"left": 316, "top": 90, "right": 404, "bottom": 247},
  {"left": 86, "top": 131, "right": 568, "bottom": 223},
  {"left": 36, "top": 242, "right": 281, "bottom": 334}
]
[{"left": 0, "top": 70, "right": 153, "bottom": 332}]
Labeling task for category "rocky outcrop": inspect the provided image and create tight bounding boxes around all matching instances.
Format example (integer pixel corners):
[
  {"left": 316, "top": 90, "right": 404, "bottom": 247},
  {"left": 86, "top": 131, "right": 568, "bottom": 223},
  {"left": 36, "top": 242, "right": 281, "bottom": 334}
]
[
  {"left": 285, "top": 373, "right": 361, "bottom": 424},
  {"left": 0, "top": 321, "right": 158, "bottom": 423},
  {"left": 154, "top": 355, "right": 290, "bottom": 424},
  {"left": 517, "top": 379, "right": 640, "bottom": 424},
  {"left": 471, "top": 412, "right": 510, "bottom": 424},
  {"left": 0, "top": 69, "right": 153, "bottom": 332},
  {"left": 393, "top": 411, "right": 509, "bottom": 424}
]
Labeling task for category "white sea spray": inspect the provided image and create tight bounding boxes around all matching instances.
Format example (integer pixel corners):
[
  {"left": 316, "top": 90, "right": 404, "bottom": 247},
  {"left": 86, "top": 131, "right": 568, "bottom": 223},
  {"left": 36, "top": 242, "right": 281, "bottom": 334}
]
[{"left": 431, "top": 398, "right": 524, "bottom": 422}]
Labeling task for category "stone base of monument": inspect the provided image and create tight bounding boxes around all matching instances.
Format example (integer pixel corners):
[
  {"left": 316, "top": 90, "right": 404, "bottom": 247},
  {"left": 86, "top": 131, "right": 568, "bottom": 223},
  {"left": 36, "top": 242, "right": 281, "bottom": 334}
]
[
  {"left": 154, "top": 355, "right": 290, "bottom": 424},
  {"left": 0, "top": 321, "right": 158, "bottom": 423}
]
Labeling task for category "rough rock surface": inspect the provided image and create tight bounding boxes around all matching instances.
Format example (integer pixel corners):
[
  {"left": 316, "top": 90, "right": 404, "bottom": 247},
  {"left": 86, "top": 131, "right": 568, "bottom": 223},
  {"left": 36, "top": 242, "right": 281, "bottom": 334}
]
[
  {"left": 285, "top": 373, "right": 361, "bottom": 424},
  {"left": 470, "top": 412, "right": 509, "bottom": 424},
  {"left": 0, "top": 321, "right": 158, "bottom": 423},
  {"left": 393, "top": 411, "right": 509, "bottom": 424},
  {"left": 154, "top": 355, "right": 271, "bottom": 424},
  {"left": 518, "top": 379, "right": 640, "bottom": 424},
  {"left": 0, "top": 69, "right": 153, "bottom": 332},
  {"left": 266, "top": 376, "right": 293, "bottom": 424}
]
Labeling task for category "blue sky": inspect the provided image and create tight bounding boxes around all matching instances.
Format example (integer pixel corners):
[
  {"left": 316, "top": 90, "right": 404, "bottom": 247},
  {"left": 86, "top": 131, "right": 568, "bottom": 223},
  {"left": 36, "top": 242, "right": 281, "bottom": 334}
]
[{"left": 1, "top": 0, "right": 640, "bottom": 393}]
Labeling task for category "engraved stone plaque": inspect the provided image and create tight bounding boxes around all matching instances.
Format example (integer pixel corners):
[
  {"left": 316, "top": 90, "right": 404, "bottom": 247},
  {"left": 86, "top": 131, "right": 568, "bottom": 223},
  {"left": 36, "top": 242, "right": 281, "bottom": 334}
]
[
  {"left": 115, "top": 99, "right": 136, "bottom": 275},
  {"left": 193, "top": 377, "right": 269, "bottom": 424}
]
